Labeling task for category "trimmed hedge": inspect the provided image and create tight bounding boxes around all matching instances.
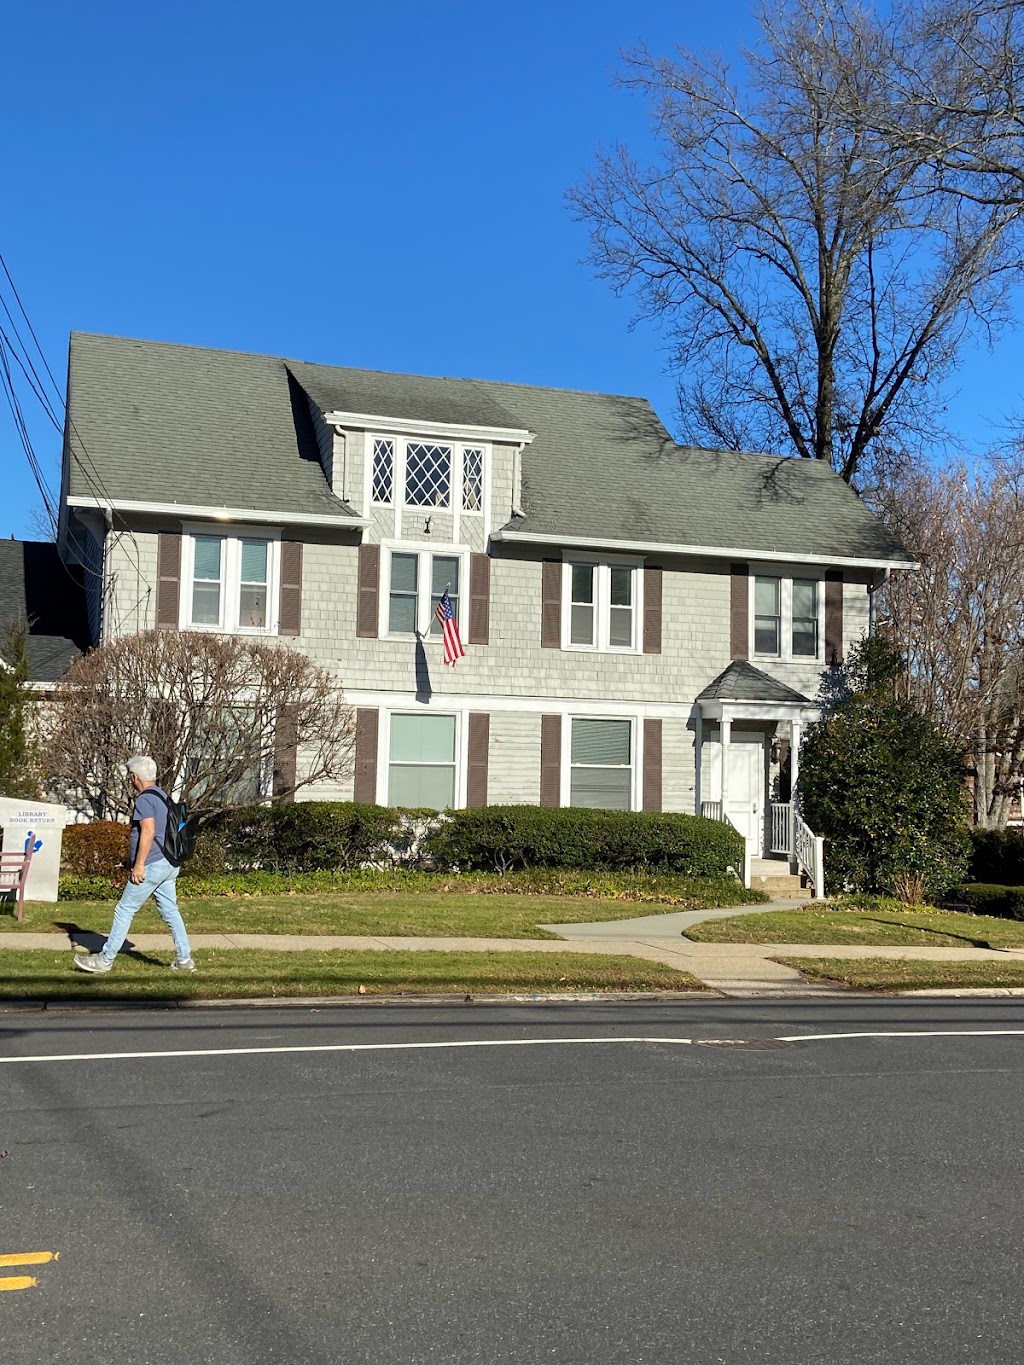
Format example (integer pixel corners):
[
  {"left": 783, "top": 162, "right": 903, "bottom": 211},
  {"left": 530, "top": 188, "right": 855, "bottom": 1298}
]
[
  {"left": 427, "top": 806, "right": 743, "bottom": 876},
  {"left": 951, "top": 883, "right": 1024, "bottom": 921},
  {"left": 969, "top": 828, "right": 1024, "bottom": 885},
  {"left": 200, "top": 802, "right": 408, "bottom": 871}
]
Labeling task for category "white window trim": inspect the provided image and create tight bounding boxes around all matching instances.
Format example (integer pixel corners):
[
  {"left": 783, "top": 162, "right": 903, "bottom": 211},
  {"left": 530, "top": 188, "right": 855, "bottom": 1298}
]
[
  {"left": 561, "top": 713, "right": 640, "bottom": 811},
  {"left": 381, "top": 709, "right": 466, "bottom": 808},
  {"left": 179, "top": 523, "right": 282, "bottom": 635},
  {"left": 379, "top": 542, "right": 472, "bottom": 641},
  {"left": 365, "top": 434, "right": 492, "bottom": 536},
  {"left": 749, "top": 573, "right": 824, "bottom": 663},
  {"left": 560, "top": 554, "right": 644, "bottom": 654}
]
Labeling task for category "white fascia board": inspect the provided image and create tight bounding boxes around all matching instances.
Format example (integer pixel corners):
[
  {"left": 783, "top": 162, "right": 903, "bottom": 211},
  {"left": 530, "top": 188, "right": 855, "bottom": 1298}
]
[
  {"left": 66, "top": 495, "right": 369, "bottom": 529},
  {"left": 491, "top": 527, "right": 917, "bottom": 572},
  {"left": 699, "top": 699, "right": 821, "bottom": 722},
  {"left": 322, "top": 410, "right": 535, "bottom": 446}
]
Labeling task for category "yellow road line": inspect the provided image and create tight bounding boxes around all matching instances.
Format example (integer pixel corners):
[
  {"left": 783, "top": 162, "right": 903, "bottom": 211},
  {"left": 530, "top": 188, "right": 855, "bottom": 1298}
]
[
  {"left": 0, "top": 1251, "right": 59, "bottom": 1267},
  {"left": 0, "top": 1275, "right": 39, "bottom": 1291}
]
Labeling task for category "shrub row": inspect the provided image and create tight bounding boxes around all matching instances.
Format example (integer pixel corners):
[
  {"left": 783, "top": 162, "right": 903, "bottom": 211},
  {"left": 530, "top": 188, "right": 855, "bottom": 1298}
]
[
  {"left": 949, "top": 883, "right": 1024, "bottom": 921},
  {"left": 969, "top": 828, "right": 1024, "bottom": 885},
  {"left": 429, "top": 806, "right": 744, "bottom": 876},
  {"left": 61, "top": 803, "right": 744, "bottom": 880}
]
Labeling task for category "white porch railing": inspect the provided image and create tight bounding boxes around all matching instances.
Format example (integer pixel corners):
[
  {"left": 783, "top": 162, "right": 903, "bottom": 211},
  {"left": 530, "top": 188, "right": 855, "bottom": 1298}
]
[
  {"left": 700, "top": 801, "right": 750, "bottom": 888},
  {"left": 769, "top": 802, "right": 792, "bottom": 855},
  {"left": 793, "top": 811, "right": 825, "bottom": 899}
]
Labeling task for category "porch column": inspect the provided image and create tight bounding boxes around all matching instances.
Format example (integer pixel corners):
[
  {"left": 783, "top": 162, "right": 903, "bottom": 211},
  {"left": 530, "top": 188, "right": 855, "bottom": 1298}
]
[
  {"left": 694, "top": 711, "right": 703, "bottom": 816},
  {"left": 790, "top": 719, "right": 802, "bottom": 803},
  {"left": 720, "top": 716, "right": 732, "bottom": 815}
]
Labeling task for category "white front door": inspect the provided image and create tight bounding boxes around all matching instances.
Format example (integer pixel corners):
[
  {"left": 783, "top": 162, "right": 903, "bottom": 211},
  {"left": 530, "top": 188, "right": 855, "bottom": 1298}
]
[{"left": 724, "top": 742, "right": 762, "bottom": 852}]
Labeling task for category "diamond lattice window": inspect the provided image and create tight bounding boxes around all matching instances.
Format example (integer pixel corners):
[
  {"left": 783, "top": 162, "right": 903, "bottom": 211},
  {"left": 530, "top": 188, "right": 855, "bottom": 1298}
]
[
  {"left": 405, "top": 443, "right": 451, "bottom": 507},
  {"left": 372, "top": 438, "right": 395, "bottom": 504},
  {"left": 462, "top": 448, "right": 483, "bottom": 512}
]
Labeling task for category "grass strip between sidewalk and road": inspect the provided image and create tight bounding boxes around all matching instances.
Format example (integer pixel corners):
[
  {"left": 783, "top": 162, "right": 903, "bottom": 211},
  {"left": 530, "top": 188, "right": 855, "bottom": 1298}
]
[
  {"left": 2, "top": 888, "right": 750, "bottom": 940},
  {"left": 684, "top": 907, "right": 1024, "bottom": 948},
  {"left": 0, "top": 949, "right": 707, "bottom": 1001},
  {"left": 775, "top": 957, "right": 1024, "bottom": 992}
]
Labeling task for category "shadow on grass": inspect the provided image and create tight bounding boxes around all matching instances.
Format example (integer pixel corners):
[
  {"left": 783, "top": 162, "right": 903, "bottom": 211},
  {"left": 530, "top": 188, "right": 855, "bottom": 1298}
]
[
  {"left": 56, "top": 921, "right": 166, "bottom": 967},
  {"left": 862, "top": 915, "right": 1004, "bottom": 952}
]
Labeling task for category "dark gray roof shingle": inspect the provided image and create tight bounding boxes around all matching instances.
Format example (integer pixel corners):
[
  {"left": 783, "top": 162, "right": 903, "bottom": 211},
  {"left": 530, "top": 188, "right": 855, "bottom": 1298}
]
[
  {"left": 65, "top": 333, "right": 910, "bottom": 563},
  {"left": 696, "top": 661, "right": 812, "bottom": 705},
  {"left": 0, "top": 540, "right": 89, "bottom": 683}
]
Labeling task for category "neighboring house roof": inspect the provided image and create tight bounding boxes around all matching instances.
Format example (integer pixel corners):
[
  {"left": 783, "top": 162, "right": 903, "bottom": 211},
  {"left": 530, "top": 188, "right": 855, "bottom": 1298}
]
[
  {"left": 696, "top": 661, "right": 813, "bottom": 706},
  {"left": 64, "top": 332, "right": 911, "bottom": 565},
  {"left": 0, "top": 540, "right": 89, "bottom": 683}
]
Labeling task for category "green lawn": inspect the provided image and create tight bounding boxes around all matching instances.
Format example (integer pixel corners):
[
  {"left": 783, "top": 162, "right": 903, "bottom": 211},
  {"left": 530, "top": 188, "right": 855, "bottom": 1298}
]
[
  {"left": 2, "top": 889, "right": 732, "bottom": 939},
  {"left": 683, "top": 906, "right": 1024, "bottom": 948},
  {"left": 776, "top": 956, "right": 1024, "bottom": 992},
  {"left": 0, "top": 948, "right": 706, "bottom": 1000}
]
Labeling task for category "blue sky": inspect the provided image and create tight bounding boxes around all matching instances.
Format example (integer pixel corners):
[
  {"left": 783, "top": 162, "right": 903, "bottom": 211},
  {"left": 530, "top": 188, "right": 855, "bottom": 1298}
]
[{"left": 1, "top": 0, "right": 1020, "bottom": 538}]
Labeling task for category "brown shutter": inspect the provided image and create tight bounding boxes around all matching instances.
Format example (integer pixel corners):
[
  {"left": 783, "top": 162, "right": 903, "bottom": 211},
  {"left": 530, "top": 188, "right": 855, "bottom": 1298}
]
[
  {"left": 730, "top": 563, "right": 749, "bottom": 659},
  {"left": 357, "top": 544, "right": 380, "bottom": 639},
  {"left": 643, "top": 718, "right": 663, "bottom": 812},
  {"left": 540, "top": 714, "right": 562, "bottom": 807},
  {"left": 825, "top": 570, "right": 844, "bottom": 664},
  {"left": 643, "top": 565, "right": 663, "bottom": 654},
  {"left": 156, "top": 532, "right": 181, "bottom": 628},
  {"left": 467, "top": 712, "right": 490, "bottom": 807},
  {"left": 278, "top": 540, "right": 303, "bottom": 636},
  {"left": 541, "top": 559, "right": 561, "bottom": 648},
  {"left": 468, "top": 553, "right": 490, "bottom": 646},
  {"left": 272, "top": 705, "right": 298, "bottom": 803},
  {"left": 353, "top": 707, "right": 379, "bottom": 803}
]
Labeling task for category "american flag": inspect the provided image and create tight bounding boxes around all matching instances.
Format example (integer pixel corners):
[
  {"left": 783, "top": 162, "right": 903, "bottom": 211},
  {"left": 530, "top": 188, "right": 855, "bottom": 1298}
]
[{"left": 434, "top": 589, "right": 466, "bottom": 668}]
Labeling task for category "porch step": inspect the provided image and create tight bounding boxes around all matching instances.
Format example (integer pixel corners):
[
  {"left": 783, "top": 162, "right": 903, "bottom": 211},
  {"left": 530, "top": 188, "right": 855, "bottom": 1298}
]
[{"left": 754, "top": 877, "right": 811, "bottom": 900}]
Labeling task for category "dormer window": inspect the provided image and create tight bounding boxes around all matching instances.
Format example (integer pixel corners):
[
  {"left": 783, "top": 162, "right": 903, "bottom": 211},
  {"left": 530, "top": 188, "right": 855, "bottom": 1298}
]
[{"left": 369, "top": 435, "right": 487, "bottom": 515}]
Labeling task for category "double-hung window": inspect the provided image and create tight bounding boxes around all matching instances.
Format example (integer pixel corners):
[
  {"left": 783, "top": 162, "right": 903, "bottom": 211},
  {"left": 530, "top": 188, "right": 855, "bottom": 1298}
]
[
  {"left": 569, "top": 718, "right": 633, "bottom": 810},
  {"left": 388, "top": 713, "right": 457, "bottom": 808},
  {"left": 752, "top": 575, "right": 821, "bottom": 660},
  {"left": 564, "top": 561, "right": 639, "bottom": 652},
  {"left": 184, "top": 529, "right": 279, "bottom": 633},
  {"left": 387, "top": 549, "right": 462, "bottom": 637},
  {"left": 370, "top": 437, "right": 488, "bottom": 515}
]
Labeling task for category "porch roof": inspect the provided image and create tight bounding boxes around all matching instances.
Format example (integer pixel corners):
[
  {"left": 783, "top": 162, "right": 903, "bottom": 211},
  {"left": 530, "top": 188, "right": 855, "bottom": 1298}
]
[{"left": 696, "top": 661, "right": 812, "bottom": 707}]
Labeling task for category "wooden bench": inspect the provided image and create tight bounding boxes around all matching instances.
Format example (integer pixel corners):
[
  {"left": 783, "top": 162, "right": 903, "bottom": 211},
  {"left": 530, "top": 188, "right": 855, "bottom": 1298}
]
[{"left": 0, "top": 848, "right": 34, "bottom": 923}]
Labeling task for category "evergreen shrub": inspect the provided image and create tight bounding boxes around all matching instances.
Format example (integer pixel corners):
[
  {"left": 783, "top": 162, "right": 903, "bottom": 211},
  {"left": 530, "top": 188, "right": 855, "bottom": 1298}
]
[
  {"left": 951, "top": 883, "right": 1024, "bottom": 921},
  {"left": 427, "top": 805, "right": 743, "bottom": 876},
  {"left": 969, "top": 828, "right": 1024, "bottom": 885}
]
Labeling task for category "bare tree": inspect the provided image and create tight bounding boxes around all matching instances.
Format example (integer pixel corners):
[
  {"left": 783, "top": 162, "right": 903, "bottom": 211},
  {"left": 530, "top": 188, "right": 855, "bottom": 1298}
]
[
  {"left": 569, "top": 0, "right": 1024, "bottom": 487},
  {"left": 879, "top": 458, "right": 1024, "bottom": 827},
  {"left": 41, "top": 631, "right": 355, "bottom": 820}
]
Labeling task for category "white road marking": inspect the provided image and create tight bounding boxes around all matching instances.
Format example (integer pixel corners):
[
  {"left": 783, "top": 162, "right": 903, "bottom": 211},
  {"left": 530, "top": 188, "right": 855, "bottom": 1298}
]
[
  {"left": 0, "top": 1036, "right": 695, "bottom": 1066},
  {"left": 779, "top": 1030, "right": 1024, "bottom": 1042},
  {"left": 2, "top": 1030, "right": 1023, "bottom": 1067}
]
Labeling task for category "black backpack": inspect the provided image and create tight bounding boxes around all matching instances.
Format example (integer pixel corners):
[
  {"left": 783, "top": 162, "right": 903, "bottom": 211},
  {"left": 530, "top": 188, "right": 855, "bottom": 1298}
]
[{"left": 151, "top": 790, "right": 200, "bottom": 867}]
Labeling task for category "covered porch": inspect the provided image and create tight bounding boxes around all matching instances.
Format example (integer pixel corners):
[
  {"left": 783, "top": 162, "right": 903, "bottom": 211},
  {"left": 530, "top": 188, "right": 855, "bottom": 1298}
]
[{"left": 694, "top": 662, "right": 822, "bottom": 888}]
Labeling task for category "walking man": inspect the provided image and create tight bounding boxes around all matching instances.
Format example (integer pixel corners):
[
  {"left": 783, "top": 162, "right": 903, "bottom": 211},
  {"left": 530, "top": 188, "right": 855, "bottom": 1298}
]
[{"left": 74, "top": 755, "right": 196, "bottom": 974}]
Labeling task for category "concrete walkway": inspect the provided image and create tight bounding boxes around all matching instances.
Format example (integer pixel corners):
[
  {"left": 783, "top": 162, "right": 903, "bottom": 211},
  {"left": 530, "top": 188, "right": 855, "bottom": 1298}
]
[{"left": 5, "top": 897, "right": 1024, "bottom": 998}]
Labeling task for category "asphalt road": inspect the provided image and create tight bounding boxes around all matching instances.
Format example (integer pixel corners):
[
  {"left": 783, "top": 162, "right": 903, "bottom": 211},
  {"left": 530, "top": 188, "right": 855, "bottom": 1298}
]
[{"left": 3, "top": 997, "right": 1024, "bottom": 1364}]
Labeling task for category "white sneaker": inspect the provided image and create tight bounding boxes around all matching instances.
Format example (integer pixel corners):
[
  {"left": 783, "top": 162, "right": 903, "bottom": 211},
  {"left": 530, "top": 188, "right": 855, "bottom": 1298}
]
[
  {"left": 73, "top": 952, "right": 113, "bottom": 974},
  {"left": 169, "top": 957, "right": 197, "bottom": 973}
]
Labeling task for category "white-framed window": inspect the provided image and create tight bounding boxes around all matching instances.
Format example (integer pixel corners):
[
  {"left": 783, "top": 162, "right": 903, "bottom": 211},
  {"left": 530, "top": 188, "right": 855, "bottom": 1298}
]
[
  {"left": 368, "top": 435, "right": 489, "bottom": 517},
  {"left": 388, "top": 712, "right": 458, "bottom": 809},
  {"left": 181, "top": 526, "right": 281, "bottom": 634},
  {"left": 569, "top": 717, "right": 634, "bottom": 810},
  {"left": 371, "top": 438, "right": 395, "bottom": 505},
  {"left": 751, "top": 574, "right": 822, "bottom": 661},
  {"left": 562, "top": 559, "right": 641, "bottom": 652},
  {"left": 385, "top": 546, "right": 465, "bottom": 638}
]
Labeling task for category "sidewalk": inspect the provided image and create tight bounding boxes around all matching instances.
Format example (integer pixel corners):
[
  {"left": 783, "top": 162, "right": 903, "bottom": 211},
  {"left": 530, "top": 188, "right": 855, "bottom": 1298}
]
[{"left": 5, "top": 899, "right": 1024, "bottom": 997}]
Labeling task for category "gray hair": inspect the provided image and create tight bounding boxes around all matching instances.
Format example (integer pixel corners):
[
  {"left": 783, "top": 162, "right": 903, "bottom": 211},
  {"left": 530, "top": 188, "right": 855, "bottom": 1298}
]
[{"left": 127, "top": 754, "right": 158, "bottom": 783}]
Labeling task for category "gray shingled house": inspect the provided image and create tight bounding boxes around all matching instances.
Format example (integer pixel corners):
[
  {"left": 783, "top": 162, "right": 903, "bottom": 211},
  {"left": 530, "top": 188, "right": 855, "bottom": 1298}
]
[{"left": 57, "top": 332, "right": 914, "bottom": 886}]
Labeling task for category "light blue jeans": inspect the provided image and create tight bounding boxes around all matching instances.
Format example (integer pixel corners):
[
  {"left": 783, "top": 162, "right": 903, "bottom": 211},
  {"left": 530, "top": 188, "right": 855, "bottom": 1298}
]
[{"left": 101, "top": 856, "right": 191, "bottom": 964}]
